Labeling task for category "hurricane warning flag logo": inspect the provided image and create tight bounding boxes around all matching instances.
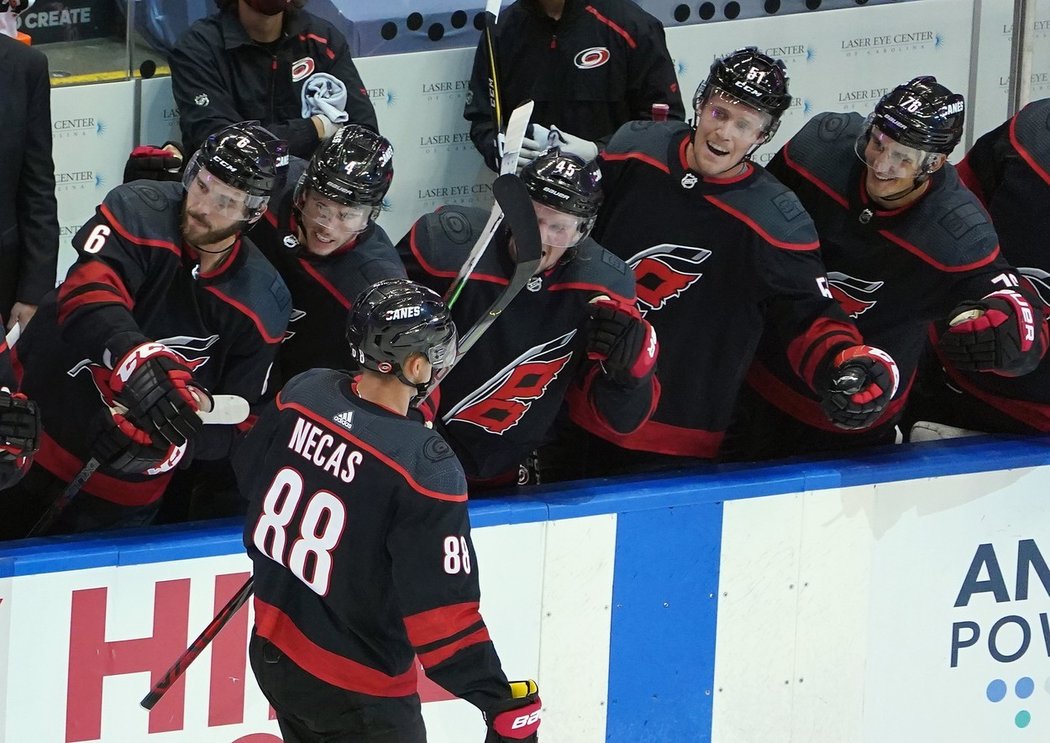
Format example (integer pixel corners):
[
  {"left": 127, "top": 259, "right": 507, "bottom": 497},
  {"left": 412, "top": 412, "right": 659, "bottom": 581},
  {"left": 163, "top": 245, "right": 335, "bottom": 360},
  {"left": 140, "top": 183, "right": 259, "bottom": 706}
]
[
  {"left": 827, "top": 271, "right": 883, "bottom": 318},
  {"left": 627, "top": 244, "right": 712, "bottom": 314},
  {"left": 69, "top": 334, "right": 220, "bottom": 407},
  {"left": 443, "top": 331, "right": 575, "bottom": 435}
]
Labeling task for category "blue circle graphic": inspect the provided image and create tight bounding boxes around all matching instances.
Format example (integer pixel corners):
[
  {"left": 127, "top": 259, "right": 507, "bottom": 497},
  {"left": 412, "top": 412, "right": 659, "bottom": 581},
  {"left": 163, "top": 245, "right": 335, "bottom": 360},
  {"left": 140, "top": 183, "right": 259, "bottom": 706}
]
[
  {"left": 1015, "top": 677, "right": 1034, "bottom": 699},
  {"left": 1016, "top": 710, "right": 1031, "bottom": 729},
  {"left": 986, "top": 679, "right": 1007, "bottom": 703}
]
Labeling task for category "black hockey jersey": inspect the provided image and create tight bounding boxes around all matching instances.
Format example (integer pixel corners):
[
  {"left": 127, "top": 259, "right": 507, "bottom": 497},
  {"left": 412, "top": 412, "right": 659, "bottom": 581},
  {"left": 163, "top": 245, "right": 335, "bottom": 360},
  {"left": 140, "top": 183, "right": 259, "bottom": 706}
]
[
  {"left": 947, "top": 99, "right": 1050, "bottom": 430},
  {"left": 399, "top": 206, "right": 657, "bottom": 481},
  {"left": 464, "top": 0, "right": 685, "bottom": 171},
  {"left": 251, "top": 158, "right": 406, "bottom": 386},
  {"left": 13, "top": 181, "right": 290, "bottom": 506},
  {"left": 235, "top": 368, "right": 509, "bottom": 710},
  {"left": 594, "top": 120, "right": 861, "bottom": 457},
  {"left": 758, "top": 111, "right": 1043, "bottom": 432}
]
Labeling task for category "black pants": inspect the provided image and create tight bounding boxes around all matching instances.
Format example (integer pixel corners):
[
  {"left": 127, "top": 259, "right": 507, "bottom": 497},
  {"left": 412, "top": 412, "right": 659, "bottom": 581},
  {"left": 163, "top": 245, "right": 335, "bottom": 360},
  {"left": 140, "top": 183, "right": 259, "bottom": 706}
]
[
  {"left": 249, "top": 633, "right": 428, "bottom": 743},
  {"left": 0, "top": 463, "right": 160, "bottom": 540},
  {"left": 723, "top": 385, "right": 898, "bottom": 463}
]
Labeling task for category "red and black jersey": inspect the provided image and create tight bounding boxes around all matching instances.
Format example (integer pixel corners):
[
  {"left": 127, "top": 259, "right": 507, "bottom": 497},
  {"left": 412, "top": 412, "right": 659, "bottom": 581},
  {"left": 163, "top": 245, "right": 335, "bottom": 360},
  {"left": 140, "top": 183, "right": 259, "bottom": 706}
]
[
  {"left": 399, "top": 206, "right": 656, "bottom": 481},
  {"left": 251, "top": 158, "right": 406, "bottom": 386},
  {"left": 945, "top": 99, "right": 1050, "bottom": 431},
  {"left": 235, "top": 368, "right": 509, "bottom": 711},
  {"left": 13, "top": 181, "right": 291, "bottom": 506},
  {"left": 760, "top": 111, "right": 1042, "bottom": 432},
  {"left": 594, "top": 120, "right": 860, "bottom": 458},
  {"left": 0, "top": 319, "right": 29, "bottom": 491}
]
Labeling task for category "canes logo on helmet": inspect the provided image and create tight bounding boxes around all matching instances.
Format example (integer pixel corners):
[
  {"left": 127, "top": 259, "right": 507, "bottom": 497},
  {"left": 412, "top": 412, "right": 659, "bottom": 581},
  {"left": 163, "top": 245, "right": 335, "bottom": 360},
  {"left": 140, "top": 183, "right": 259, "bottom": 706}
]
[
  {"left": 826, "top": 272, "right": 884, "bottom": 318},
  {"left": 443, "top": 331, "right": 575, "bottom": 435},
  {"left": 575, "top": 47, "right": 611, "bottom": 70},
  {"left": 68, "top": 335, "right": 220, "bottom": 407},
  {"left": 627, "top": 244, "right": 712, "bottom": 314}
]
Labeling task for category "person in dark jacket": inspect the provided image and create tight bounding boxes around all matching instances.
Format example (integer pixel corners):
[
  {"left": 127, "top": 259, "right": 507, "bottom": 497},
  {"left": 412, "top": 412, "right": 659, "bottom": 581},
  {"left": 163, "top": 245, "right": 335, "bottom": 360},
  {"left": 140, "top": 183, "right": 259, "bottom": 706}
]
[
  {"left": 464, "top": 0, "right": 684, "bottom": 172},
  {"left": 125, "top": 0, "right": 377, "bottom": 181},
  {"left": 0, "top": 27, "right": 58, "bottom": 332}
]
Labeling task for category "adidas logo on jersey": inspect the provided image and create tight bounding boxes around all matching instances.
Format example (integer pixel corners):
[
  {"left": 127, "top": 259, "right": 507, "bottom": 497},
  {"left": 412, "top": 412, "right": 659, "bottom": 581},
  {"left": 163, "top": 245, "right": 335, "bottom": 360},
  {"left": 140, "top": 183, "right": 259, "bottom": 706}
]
[{"left": 334, "top": 411, "right": 354, "bottom": 430}]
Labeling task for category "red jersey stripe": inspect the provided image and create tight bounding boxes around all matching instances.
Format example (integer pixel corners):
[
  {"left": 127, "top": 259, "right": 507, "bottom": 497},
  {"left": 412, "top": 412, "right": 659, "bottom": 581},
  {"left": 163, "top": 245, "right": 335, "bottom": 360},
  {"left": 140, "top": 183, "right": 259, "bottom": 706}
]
[
  {"left": 403, "top": 601, "right": 483, "bottom": 647},
  {"left": 584, "top": 5, "right": 637, "bottom": 48},
  {"left": 416, "top": 626, "right": 492, "bottom": 669}
]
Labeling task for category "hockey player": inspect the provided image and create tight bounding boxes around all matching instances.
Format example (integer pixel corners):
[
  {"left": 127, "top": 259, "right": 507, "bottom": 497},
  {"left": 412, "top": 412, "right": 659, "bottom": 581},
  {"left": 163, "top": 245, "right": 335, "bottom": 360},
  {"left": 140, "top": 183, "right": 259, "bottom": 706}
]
[
  {"left": 561, "top": 47, "right": 892, "bottom": 474},
  {"left": 736, "top": 77, "right": 1048, "bottom": 457},
  {"left": 907, "top": 97, "right": 1050, "bottom": 435},
  {"left": 234, "top": 278, "right": 541, "bottom": 742},
  {"left": 250, "top": 124, "right": 406, "bottom": 384},
  {"left": 398, "top": 150, "right": 658, "bottom": 486},
  {"left": 0, "top": 122, "right": 291, "bottom": 537},
  {"left": 464, "top": 0, "right": 684, "bottom": 171},
  {"left": 0, "top": 323, "right": 39, "bottom": 491}
]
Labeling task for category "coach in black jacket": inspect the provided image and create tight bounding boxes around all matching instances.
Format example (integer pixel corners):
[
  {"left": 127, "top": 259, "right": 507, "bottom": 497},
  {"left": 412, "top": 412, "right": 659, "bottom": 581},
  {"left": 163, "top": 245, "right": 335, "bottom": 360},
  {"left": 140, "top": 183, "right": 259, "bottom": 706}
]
[{"left": 0, "top": 32, "right": 58, "bottom": 330}]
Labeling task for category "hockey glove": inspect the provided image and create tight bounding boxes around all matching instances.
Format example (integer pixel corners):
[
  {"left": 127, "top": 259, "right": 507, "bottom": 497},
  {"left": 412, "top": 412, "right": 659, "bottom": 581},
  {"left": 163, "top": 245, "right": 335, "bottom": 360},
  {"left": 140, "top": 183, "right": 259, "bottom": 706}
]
[
  {"left": 485, "top": 680, "right": 541, "bottom": 743},
  {"left": 586, "top": 297, "right": 658, "bottom": 386},
  {"left": 0, "top": 389, "right": 40, "bottom": 463},
  {"left": 123, "top": 144, "right": 184, "bottom": 184},
  {"left": 820, "top": 345, "right": 900, "bottom": 430},
  {"left": 547, "top": 125, "right": 599, "bottom": 162},
  {"left": 940, "top": 290, "right": 1041, "bottom": 375},
  {"left": 515, "top": 123, "right": 552, "bottom": 173},
  {"left": 109, "top": 342, "right": 203, "bottom": 447},
  {"left": 89, "top": 407, "right": 187, "bottom": 476}
]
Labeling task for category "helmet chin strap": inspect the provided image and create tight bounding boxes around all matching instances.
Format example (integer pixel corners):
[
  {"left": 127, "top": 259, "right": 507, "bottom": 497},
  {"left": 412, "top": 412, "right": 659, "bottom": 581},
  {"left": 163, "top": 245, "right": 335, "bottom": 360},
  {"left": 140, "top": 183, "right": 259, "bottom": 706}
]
[{"left": 867, "top": 171, "right": 930, "bottom": 204}]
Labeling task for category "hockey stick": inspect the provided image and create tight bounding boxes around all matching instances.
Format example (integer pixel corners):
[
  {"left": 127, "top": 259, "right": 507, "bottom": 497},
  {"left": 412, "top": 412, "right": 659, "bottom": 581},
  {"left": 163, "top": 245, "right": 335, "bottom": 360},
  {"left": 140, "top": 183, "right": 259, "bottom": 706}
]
[
  {"left": 454, "top": 174, "right": 542, "bottom": 359},
  {"left": 483, "top": 0, "right": 504, "bottom": 156},
  {"left": 140, "top": 576, "right": 255, "bottom": 710},
  {"left": 26, "top": 393, "right": 250, "bottom": 537},
  {"left": 499, "top": 99, "right": 534, "bottom": 176},
  {"left": 4, "top": 323, "right": 19, "bottom": 348}
]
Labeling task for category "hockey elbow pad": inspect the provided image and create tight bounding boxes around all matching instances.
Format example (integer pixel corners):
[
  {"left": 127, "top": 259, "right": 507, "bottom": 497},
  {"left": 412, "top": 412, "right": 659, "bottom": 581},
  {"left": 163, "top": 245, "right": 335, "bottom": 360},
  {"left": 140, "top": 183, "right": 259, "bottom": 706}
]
[{"left": 485, "top": 680, "right": 541, "bottom": 743}]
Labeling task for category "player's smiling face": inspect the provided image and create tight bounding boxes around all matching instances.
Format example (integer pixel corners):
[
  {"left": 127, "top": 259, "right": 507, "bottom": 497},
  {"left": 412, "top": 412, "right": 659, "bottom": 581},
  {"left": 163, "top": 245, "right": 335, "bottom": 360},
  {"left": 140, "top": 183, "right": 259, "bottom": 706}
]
[
  {"left": 689, "top": 90, "right": 770, "bottom": 178},
  {"left": 860, "top": 126, "right": 939, "bottom": 206},
  {"left": 298, "top": 191, "right": 371, "bottom": 255}
]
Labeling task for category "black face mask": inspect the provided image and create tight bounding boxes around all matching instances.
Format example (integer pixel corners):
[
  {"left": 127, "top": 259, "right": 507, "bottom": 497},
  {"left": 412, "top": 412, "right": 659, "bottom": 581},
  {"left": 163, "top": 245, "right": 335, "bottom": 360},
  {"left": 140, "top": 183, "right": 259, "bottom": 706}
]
[{"left": 243, "top": 0, "right": 290, "bottom": 16}]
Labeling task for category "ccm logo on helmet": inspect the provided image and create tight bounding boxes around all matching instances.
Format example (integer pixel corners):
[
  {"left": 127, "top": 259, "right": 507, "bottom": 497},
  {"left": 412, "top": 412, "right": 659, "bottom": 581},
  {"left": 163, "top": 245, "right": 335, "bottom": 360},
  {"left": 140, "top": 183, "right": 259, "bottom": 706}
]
[
  {"left": 574, "top": 47, "right": 610, "bottom": 70},
  {"left": 385, "top": 306, "right": 422, "bottom": 321}
]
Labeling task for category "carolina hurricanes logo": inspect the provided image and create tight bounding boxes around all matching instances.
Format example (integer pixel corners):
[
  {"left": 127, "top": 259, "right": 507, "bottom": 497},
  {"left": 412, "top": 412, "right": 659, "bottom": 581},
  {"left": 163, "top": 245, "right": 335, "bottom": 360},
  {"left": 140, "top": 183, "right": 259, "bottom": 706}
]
[
  {"left": 1019, "top": 267, "right": 1050, "bottom": 305},
  {"left": 443, "top": 332, "right": 575, "bottom": 435},
  {"left": 627, "top": 244, "right": 712, "bottom": 314},
  {"left": 284, "top": 308, "right": 308, "bottom": 341},
  {"left": 574, "top": 47, "right": 610, "bottom": 70},
  {"left": 291, "top": 57, "right": 316, "bottom": 82},
  {"left": 68, "top": 334, "right": 219, "bottom": 407},
  {"left": 826, "top": 272, "right": 883, "bottom": 318}
]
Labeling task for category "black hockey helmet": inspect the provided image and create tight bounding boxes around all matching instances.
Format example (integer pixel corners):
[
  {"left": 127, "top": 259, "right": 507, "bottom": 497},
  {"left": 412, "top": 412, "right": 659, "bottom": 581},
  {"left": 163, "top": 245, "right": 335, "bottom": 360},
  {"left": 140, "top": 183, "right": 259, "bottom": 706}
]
[
  {"left": 183, "top": 121, "right": 288, "bottom": 220},
  {"left": 869, "top": 76, "right": 965, "bottom": 155},
  {"left": 522, "top": 151, "right": 602, "bottom": 218},
  {"left": 693, "top": 47, "right": 791, "bottom": 137},
  {"left": 295, "top": 125, "right": 394, "bottom": 209},
  {"left": 346, "top": 279, "right": 458, "bottom": 403}
]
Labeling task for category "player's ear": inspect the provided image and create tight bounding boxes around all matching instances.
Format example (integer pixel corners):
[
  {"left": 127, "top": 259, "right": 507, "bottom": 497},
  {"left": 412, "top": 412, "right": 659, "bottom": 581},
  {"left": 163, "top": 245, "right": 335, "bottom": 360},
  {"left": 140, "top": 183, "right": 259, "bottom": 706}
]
[
  {"left": 403, "top": 353, "right": 430, "bottom": 385},
  {"left": 924, "top": 154, "right": 947, "bottom": 175}
]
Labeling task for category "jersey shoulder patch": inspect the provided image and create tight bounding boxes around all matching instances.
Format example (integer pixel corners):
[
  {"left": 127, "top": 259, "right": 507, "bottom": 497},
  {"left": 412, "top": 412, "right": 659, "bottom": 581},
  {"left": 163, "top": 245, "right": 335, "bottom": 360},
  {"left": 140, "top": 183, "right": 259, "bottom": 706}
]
[
  {"left": 780, "top": 111, "right": 862, "bottom": 201},
  {"left": 891, "top": 167, "right": 999, "bottom": 268},
  {"left": 559, "top": 239, "right": 635, "bottom": 297},
  {"left": 605, "top": 120, "right": 688, "bottom": 164},
  {"left": 101, "top": 182, "right": 184, "bottom": 246},
  {"left": 709, "top": 168, "right": 820, "bottom": 249},
  {"left": 1012, "top": 99, "right": 1050, "bottom": 172},
  {"left": 414, "top": 205, "right": 490, "bottom": 275}
]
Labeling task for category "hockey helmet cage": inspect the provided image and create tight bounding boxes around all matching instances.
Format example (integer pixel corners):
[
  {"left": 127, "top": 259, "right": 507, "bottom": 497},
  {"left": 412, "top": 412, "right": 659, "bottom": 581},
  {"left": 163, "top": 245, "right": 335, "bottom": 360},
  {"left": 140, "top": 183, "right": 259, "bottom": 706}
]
[
  {"left": 295, "top": 125, "right": 394, "bottom": 209},
  {"left": 869, "top": 76, "right": 965, "bottom": 155},
  {"left": 693, "top": 47, "right": 791, "bottom": 136},
  {"left": 521, "top": 151, "right": 603, "bottom": 219},
  {"left": 346, "top": 279, "right": 458, "bottom": 401}
]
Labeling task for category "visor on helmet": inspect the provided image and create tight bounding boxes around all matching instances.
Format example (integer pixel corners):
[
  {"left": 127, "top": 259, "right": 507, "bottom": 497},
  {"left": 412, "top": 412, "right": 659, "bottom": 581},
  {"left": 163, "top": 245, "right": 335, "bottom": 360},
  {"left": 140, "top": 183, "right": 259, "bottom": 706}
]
[
  {"left": 296, "top": 189, "right": 375, "bottom": 248},
  {"left": 533, "top": 201, "right": 592, "bottom": 249},
  {"left": 855, "top": 120, "right": 941, "bottom": 180},
  {"left": 183, "top": 153, "right": 270, "bottom": 220}
]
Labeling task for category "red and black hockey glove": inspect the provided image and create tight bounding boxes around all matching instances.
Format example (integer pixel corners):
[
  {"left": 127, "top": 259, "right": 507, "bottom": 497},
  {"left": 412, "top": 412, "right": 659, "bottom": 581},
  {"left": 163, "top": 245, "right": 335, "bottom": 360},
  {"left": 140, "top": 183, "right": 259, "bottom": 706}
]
[
  {"left": 586, "top": 297, "right": 658, "bottom": 387},
  {"left": 0, "top": 388, "right": 40, "bottom": 469},
  {"left": 123, "top": 144, "right": 184, "bottom": 184},
  {"left": 89, "top": 406, "right": 188, "bottom": 476},
  {"left": 109, "top": 342, "right": 204, "bottom": 447},
  {"left": 819, "top": 345, "right": 900, "bottom": 430},
  {"left": 485, "top": 680, "right": 542, "bottom": 743},
  {"left": 940, "top": 290, "right": 1041, "bottom": 376}
]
